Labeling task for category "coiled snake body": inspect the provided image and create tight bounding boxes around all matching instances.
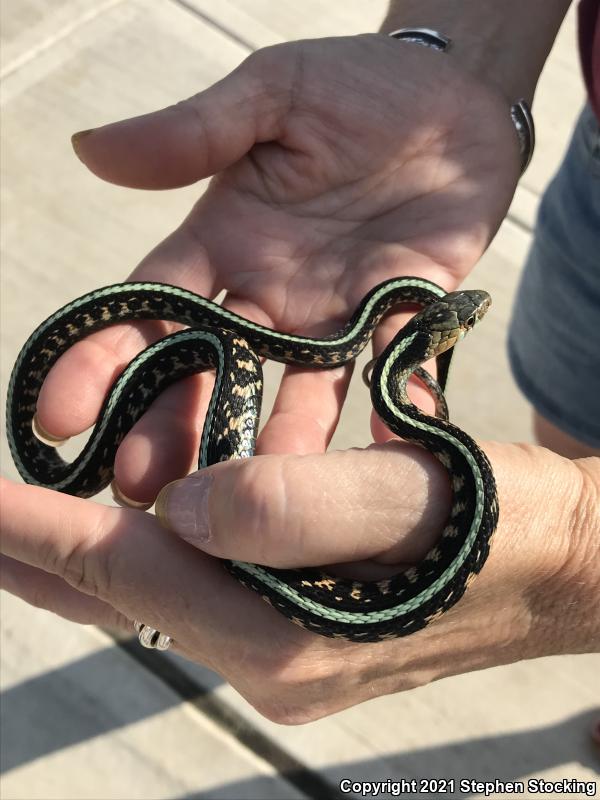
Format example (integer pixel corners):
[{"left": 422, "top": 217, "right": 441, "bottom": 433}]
[{"left": 6, "top": 277, "right": 498, "bottom": 642}]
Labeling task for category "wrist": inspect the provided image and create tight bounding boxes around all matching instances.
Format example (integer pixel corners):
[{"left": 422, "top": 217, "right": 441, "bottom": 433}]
[
  {"left": 380, "top": 0, "right": 572, "bottom": 104},
  {"left": 490, "top": 445, "right": 600, "bottom": 659}
]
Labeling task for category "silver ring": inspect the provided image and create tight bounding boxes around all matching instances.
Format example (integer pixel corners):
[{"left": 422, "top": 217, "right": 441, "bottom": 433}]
[
  {"left": 389, "top": 28, "right": 451, "bottom": 52},
  {"left": 134, "top": 620, "right": 173, "bottom": 651},
  {"left": 388, "top": 28, "right": 535, "bottom": 174}
]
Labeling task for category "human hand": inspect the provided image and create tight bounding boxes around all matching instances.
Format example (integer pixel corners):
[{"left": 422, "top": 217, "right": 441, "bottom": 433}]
[
  {"left": 35, "top": 35, "right": 522, "bottom": 504},
  {"left": 2, "top": 444, "right": 597, "bottom": 722}
]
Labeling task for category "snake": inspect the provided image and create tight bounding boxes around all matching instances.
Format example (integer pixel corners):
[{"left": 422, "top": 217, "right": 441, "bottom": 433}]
[{"left": 6, "top": 277, "right": 498, "bottom": 642}]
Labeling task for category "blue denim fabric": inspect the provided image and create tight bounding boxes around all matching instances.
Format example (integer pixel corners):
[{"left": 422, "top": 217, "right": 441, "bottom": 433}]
[{"left": 508, "top": 103, "right": 600, "bottom": 447}]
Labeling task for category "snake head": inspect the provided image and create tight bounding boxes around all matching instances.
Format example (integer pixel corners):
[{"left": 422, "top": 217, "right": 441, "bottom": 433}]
[{"left": 415, "top": 290, "right": 492, "bottom": 357}]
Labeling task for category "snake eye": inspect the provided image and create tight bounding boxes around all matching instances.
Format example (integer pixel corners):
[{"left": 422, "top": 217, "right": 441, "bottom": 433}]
[{"left": 465, "top": 315, "right": 476, "bottom": 328}]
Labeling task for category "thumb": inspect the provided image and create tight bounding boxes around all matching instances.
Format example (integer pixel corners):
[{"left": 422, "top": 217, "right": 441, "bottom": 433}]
[
  {"left": 71, "top": 49, "right": 292, "bottom": 190},
  {"left": 155, "top": 443, "right": 451, "bottom": 568}
]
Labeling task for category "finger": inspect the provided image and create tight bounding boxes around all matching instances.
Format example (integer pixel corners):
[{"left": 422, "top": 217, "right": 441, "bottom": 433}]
[
  {"left": 111, "top": 291, "right": 277, "bottom": 504},
  {"left": 115, "top": 220, "right": 226, "bottom": 502},
  {"left": 0, "top": 478, "right": 298, "bottom": 653},
  {"left": 258, "top": 365, "right": 353, "bottom": 455},
  {"left": 112, "top": 374, "right": 208, "bottom": 505},
  {"left": 0, "top": 555, "right": 128, "bottom": 628},
  {"left": 71, "top": 50, "right": 293, "bottom": 189},
  {"left": 36, "top": 223, "right": 220, "bottom": 442},
  {"left": 218, "top": 292, "right": 355, "bottom": 456},
  {"left": 35, "top": 319, "right": 172, "bottom": 440},
  {"left": 155, "top": 443, "right": 451, "bottom": 567}
]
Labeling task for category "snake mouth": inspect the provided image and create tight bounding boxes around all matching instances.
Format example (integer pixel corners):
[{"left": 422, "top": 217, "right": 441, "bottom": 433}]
[
  {"left": 473, "top": 295, "right": 492, "bottom": 323},
  {"left": 435, "top": 331, "right": 461, "bottom": 355}
]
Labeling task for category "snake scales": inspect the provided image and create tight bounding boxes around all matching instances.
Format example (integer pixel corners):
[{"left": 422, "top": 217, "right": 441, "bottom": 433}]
[{"left": 6, "top": 277, "right": 498, "bottom": 642}]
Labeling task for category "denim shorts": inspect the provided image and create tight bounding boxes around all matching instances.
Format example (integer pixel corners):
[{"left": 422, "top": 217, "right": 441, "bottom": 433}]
[{"left": 508, "top": 103, "right": 600, "bottom": 447}]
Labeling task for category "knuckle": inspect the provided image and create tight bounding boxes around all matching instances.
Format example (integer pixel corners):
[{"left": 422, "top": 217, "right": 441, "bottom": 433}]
[
  {"left": 61, "top": 540, "right": 102, "bottom": 597},
  {"left": 226, "top": 458, "right": 289, "bottom": 563},
  {"left": 59, "top": 511, "right": 112, "bottom": 599},
  {"left": 243, "top": 43, "right": 283, "bottom": 74},
  {"left": 240, "top": 43, "right": 301, "bottom": 111}
]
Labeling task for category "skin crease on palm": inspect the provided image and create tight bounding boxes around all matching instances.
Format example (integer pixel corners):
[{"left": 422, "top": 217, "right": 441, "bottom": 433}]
[{"left": 1, "top": 34, "right": 599, "bottom": 724}]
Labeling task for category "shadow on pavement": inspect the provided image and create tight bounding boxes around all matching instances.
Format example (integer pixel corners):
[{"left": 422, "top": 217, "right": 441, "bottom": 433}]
[{"left": 1, "top": 640, "right": 598, "bottom": 799}]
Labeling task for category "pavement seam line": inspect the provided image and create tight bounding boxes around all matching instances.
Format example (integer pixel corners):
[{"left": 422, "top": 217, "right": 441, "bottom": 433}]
[
  {"left": 1, "top": 0, "right": 125, "bottom": 80},
  {"left": 171, "top": 0, "right": 257, "bottom": 52},
  {"left": 105, "top": 629, "right": 343, "bottom": 800}
]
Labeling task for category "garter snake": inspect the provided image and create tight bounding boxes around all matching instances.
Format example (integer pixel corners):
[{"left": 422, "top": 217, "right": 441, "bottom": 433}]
[{"left": 6, "top": 277, "right": 498, "bottom": 642}]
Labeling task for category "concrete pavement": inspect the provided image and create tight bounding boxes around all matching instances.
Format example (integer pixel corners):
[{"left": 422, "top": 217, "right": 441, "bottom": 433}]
[{"left": 1, "top": 1, "right": 598, "bottom": 798}]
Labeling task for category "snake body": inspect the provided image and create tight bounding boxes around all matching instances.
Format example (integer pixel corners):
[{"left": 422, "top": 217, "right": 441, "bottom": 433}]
[{"left": 6, "top": 277, "right": 498, "bottom": 641}]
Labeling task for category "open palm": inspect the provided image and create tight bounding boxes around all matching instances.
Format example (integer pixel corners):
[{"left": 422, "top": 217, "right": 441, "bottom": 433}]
[{"left": 40, "top": 34, "right": 522, "bottom": 502}]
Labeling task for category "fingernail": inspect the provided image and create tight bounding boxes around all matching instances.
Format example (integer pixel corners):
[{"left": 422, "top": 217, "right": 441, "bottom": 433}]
[
  {"left": 155, "top": 472, "right": 213, "bottom": 545},
  {"left": 71, "top": 129, "right": 95, "bottom": 158},
  {"left": 111, "top": 481, "right": 153, "bottom": 511},
  {"left": 32, "top": 413, "right": 69, "bottom": 447}
]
